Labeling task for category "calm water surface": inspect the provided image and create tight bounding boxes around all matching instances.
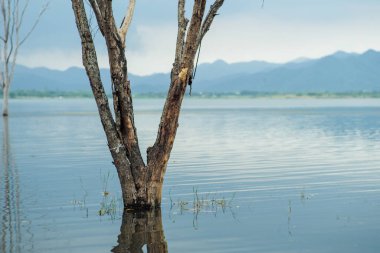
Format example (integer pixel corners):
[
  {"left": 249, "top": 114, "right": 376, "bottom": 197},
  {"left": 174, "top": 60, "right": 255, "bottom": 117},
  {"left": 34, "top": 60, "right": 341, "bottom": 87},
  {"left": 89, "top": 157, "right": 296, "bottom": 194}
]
[{"left": 1, "top": 98, "right": 380, "bottom": 252}]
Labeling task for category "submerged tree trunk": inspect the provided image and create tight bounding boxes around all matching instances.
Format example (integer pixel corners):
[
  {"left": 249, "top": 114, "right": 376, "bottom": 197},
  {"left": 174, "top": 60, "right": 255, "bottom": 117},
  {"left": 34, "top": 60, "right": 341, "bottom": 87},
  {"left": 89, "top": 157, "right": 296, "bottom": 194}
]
[{"left": 71, "top": 0, "right": 224, "bottom": 210}]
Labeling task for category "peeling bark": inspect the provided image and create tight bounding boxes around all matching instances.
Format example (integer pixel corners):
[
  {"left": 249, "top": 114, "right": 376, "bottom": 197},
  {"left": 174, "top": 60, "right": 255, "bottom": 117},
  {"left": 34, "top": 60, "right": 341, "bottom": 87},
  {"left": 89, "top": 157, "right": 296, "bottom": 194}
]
[
  {"left": 118, "top": 0, "right": 135, "bottom": 48},
  {"left": 174, "top": 0, "right": 189, "bottom": 71}
]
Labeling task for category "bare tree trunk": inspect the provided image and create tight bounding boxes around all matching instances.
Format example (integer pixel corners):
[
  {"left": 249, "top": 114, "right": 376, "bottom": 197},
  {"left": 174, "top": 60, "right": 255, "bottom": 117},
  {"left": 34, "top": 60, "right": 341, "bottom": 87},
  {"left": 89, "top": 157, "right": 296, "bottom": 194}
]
[
  {"left": 2, "top": 81, "right": 9, "bottom": 116},
  {"left": 0, "top": 0, "right": 47, "bottom": 117},
  {"left": 72, "top": 0, "right": 224, "bottom": 210}
]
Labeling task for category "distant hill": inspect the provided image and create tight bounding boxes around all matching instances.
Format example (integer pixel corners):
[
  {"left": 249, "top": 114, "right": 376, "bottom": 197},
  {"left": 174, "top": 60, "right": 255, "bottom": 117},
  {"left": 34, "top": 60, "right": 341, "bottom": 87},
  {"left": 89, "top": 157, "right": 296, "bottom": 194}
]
[
  {"left": 11, "top": 49, "right": 380, "bottom": 94},
  {"left": 206, "top": 50, "right": 380, "bottom": 93}
]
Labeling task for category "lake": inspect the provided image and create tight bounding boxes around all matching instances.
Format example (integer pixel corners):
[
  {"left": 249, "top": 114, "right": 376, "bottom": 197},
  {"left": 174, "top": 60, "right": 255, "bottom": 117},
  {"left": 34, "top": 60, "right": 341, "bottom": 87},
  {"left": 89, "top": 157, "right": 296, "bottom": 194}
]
[{"left": 1, "top": 98, "right": 380, "bottom": 252}]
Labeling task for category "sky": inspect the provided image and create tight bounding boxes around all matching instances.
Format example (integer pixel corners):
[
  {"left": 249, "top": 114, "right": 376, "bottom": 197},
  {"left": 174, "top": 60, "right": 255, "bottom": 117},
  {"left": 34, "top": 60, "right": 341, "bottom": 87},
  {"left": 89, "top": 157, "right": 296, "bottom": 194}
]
[{"left": 14, "top": 0, "right": 380, "bottom": 75}]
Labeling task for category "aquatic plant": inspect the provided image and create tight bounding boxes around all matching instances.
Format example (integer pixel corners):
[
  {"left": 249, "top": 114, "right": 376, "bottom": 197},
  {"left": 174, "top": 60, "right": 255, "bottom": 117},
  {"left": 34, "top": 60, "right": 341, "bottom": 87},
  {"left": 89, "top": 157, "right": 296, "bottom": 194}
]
[
  {"left": 170, "top": 188, "right": 236, "bottom": 215},
  {"left": 71, "top": 178, "right": 89, "bottom": 217},
  {"left": 169, "top": 188, "right": 237, "bottom": 229},
  {"left": 98, "top": 171, "right": 122, "bottom": 219}
]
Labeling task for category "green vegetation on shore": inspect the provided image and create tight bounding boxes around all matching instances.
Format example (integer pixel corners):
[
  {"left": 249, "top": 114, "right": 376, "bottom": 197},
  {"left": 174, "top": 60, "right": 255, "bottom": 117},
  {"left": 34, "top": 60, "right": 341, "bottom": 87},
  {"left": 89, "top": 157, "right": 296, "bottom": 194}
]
[
  {"left": 4, "top": 90, "right": 94, "bottom": 98},
  {"left": 2, "top": 89, "right": 380, "bottom": 99}
]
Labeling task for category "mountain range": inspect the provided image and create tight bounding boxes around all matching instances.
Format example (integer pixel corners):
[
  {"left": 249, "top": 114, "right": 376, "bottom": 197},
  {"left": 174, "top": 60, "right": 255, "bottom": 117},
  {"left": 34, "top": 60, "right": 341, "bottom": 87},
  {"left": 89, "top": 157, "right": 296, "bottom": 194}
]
[{"left": 11, "top": 49, "right": 380, "bottom": 94}]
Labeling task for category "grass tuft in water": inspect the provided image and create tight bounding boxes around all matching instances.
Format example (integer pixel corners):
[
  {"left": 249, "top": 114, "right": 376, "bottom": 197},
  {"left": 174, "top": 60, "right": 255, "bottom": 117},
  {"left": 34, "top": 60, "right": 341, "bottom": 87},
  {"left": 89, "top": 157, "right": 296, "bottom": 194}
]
[
  {"left": 98, "top": 195, "right": 121, "bottom": 219},
  {"left": 98, "top": 170, "right": 122, "bottom": 219},
  {"left": 170, "top": 188, "right": 236, "bottom": 215},
  {"left": 169, "top": 188, "right": 237, "bottom": 228},
  {"left": 71, "top": 178, "right": 89, "bottom": 217}
]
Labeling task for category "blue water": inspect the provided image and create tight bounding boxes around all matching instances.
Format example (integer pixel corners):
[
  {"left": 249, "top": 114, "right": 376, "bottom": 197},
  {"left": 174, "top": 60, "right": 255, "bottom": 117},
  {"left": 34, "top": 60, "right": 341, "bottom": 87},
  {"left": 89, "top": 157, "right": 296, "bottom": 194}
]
[{"left": 1, "top": 98, "right": 380, "bottom": 252}]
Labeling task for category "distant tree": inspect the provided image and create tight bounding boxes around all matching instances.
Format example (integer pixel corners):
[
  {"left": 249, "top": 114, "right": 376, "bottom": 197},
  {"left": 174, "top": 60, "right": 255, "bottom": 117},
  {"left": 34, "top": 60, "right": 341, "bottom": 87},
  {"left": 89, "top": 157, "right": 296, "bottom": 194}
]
[
  {"left": 0, "top": 0, "right": 47, "bottom": 116},
  {"left": 71, "top": 0, "right": 224, "bottom": 210}
]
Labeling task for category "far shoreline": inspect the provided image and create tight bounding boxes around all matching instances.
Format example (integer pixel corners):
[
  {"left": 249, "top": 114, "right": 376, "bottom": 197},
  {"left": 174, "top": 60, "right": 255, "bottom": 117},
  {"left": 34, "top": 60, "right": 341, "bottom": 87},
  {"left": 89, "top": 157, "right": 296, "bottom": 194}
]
[{"left": 2, "top": 90, "right": 380, "bottom": 100}]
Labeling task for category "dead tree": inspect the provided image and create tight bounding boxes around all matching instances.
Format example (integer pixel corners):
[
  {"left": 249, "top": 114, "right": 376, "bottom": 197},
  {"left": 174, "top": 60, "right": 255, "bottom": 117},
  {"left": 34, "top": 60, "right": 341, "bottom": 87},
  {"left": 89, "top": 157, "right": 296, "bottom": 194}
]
[
  {"left": 71, "top": 0, "right": 224, "bottom": 210},
  {"left": 0, "top": 0, "right": 47, "bottom": 116}
]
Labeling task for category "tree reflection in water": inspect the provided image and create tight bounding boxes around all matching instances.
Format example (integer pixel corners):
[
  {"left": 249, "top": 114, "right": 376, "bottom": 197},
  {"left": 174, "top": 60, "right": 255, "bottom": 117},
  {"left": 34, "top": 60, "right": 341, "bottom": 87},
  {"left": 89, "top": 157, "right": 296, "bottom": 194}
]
[
  {"left": 112, "top": 209, "right": 168, "bottom": 253},
  {"left": 1, "top": 117, "right": 22, "bottom": 253}
]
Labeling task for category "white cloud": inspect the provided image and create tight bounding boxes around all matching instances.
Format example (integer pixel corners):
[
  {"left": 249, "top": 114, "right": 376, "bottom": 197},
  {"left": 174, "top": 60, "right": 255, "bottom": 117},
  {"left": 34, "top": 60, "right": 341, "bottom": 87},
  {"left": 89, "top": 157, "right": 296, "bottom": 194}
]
[
  {"left": 17, "top": 25, "right": 178, "bottom": 75},
  {"left": 126, "top": 24, "right": 177, "bottom": 75},
  {"left": 18, "top": 49, "right": 94, "bottom": 70},
  {"left": 199, "top": 13, "right": 380, "bottom": 64},
  {"left": 17, "top": 3, "right": 380, "bottom": 75}
]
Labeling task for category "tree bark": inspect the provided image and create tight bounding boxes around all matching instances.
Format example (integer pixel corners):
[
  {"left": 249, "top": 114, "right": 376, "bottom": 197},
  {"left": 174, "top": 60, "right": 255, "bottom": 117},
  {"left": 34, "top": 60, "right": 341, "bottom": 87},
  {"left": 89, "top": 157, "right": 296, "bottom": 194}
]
[{"left": 72, "top": 0, "right": 224, "bottom": 210}]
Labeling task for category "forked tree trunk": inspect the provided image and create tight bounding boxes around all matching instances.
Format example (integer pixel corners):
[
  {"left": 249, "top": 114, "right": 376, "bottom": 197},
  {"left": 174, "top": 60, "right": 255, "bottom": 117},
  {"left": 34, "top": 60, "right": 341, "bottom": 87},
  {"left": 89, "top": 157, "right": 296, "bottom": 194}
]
[{"left": 71, "top": 0, "right": 224, "bottom": 210}]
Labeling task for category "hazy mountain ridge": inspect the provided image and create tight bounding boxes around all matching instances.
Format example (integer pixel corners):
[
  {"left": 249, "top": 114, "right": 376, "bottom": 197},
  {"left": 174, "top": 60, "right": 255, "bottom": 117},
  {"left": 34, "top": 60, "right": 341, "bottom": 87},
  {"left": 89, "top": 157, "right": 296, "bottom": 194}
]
[{"left": 11, "top": 50, "right": 380, "bottom": 93}]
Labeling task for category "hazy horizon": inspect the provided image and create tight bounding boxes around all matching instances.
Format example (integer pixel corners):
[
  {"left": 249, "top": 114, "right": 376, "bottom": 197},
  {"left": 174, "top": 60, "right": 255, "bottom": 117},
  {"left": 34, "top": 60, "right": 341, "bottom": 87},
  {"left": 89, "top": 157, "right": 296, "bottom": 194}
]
[{"left": 14, "top": 48, "right": 377, "bottom": 75}]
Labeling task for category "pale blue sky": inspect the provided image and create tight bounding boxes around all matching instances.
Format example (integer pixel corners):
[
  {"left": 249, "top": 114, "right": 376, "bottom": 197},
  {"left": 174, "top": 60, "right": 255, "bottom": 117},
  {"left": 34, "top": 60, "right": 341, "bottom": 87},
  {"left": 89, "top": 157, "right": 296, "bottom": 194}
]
[{"left": 17, "top": 0, "right": 380, "bottom": 75}]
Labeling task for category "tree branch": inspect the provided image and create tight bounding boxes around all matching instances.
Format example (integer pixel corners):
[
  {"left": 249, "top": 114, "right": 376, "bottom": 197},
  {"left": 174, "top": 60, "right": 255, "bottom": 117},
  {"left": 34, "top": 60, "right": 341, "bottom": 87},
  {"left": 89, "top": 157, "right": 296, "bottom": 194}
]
[
  {"left": 100, "top": 0, "right": 146, "bottom": 193},
  {"left": 174, "top": 0, "right": 189, "bottom": 70},
  {"left": 1, "top": 0, "right": 10, "bottom": 41},
  {"left": 71, "top": 0, "right": 137, "bottom": 202},
  {"left": 18, "top": 2, "right": 48, "bottom": 46},
  {"left": 6, "top": 0, "right": 15, "bottom": 66},
  {"left": 0, "top": 71, "right": 4, "bottom": 88},
  {"left": 6, "top": 20, "right": 13, "bottom": 64},
  {"left": 118, "top": 0, "right": 135, "bottom": 48},
  {"left": 17, "top": 0, "right": 30, "bottom": 30},
  {"left": 7, "top": 0, "right": 17, "bottom": 84},
  {"left": 95, "top": 0, "right": 105, "bottom": 18},
  {"left": 149, "top": 0, "right": 225, "bottom": 171},
  {"left": 181, "top": 0, "right": 207, "bottom": 74},
  {"left": 148, "top": 0, "right": 208, "bottom": 170},
  {"left": 197, "top": 0, "right": 224, "bottom": 48},
  {"left": 88, "top": 0, "right": 105, "bottom": 36}
]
